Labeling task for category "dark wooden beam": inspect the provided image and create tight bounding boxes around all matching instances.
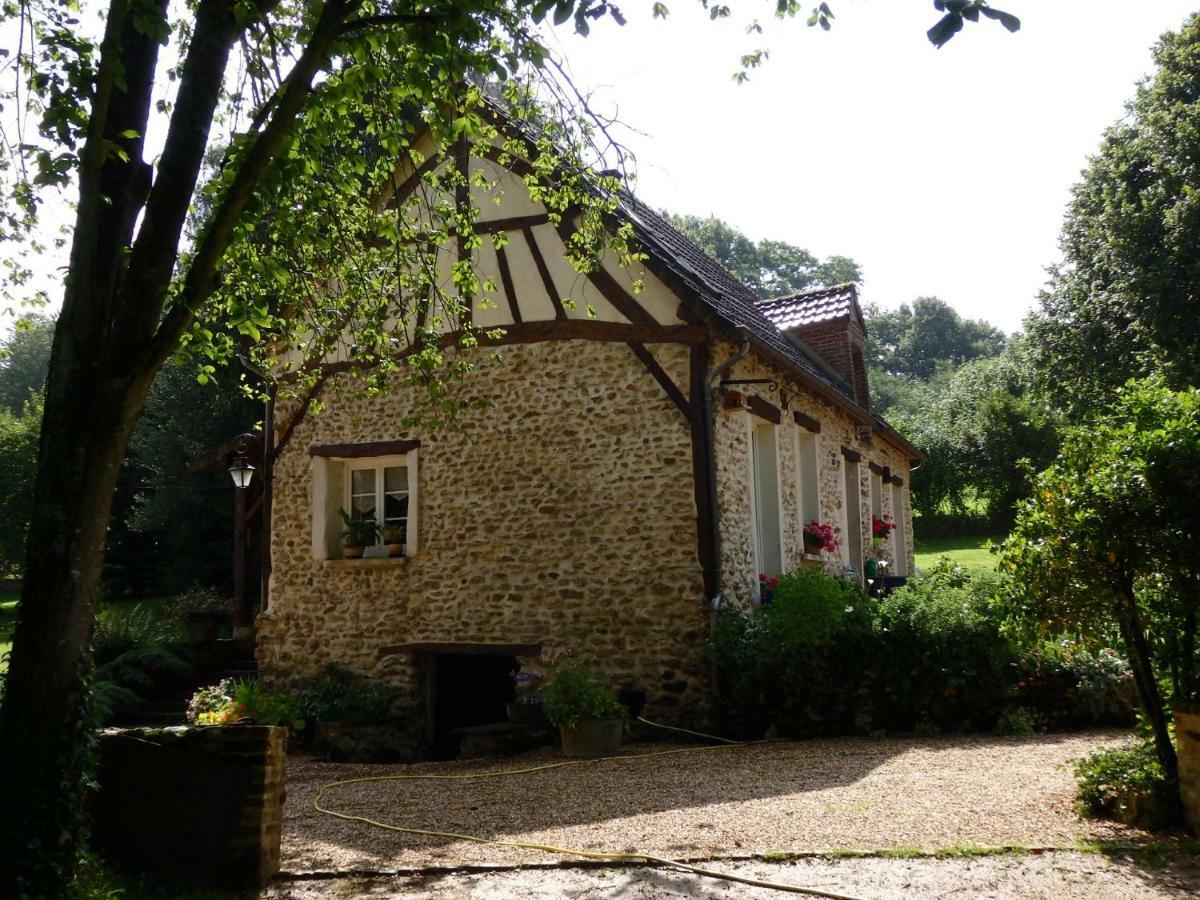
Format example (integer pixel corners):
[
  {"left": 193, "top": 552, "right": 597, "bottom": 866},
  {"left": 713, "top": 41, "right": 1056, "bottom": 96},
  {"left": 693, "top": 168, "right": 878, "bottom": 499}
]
[
  {"left": 868, "top": 462, "right": 885, "bottom": 476},
  {"left": 478, "top": 143, "right": 535, "bottom": 178},
  {"left": 627, "top": 342, "right": 689, "bottom": 420},
  {"left": 582, "top": 264, "right": 661, "bottom": 328},
  {"left": 377, "top": 641, "right": 542, "bottom": 660},
  {"left": 494, "top": 243, "right": 522, "bottom": 324},
  {"left": 746, "top": 394, "right": 781, "bottom": 425},
  {"left": 309, "top": 439, "right": 421, "bottom": 459},
  {"left": 689, "top": 342, "right": 717, "bottom": 599},
  {"left": 793, "top": 410, "right": 822, "bottom": 433},
  {"left": 474, "top": 213, "right": 551, "bottom": 234},
  {"left": 387, "top": 153, "right": 443, "bottom": 209},
  {"left": 889, "top": 475, "right": 905, "bottom": 487},
  {"left": 523, "top": 226, "right": 567, "bottom": 320},
  {"left": 841, "top": 446, "right": 863, "bottom": 463},
  {"left": 455, "top": 135, "right": 471, "bottom": 327}
]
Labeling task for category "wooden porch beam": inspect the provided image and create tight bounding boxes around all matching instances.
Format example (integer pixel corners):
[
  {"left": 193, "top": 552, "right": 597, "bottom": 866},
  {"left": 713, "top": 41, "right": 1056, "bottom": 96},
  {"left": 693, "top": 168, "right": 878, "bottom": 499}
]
[
  {"left": 523, "top": 226, "right": 568, "bottom": 321},
  {"left": 627, "top": 342, "right": 690, "bottom": 420}
]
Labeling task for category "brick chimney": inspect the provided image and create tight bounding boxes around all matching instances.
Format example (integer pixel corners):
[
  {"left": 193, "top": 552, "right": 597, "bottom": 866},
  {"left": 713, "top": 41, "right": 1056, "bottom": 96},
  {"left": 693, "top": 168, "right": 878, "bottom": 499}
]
[{"left": 756, "top": 284, "right": 871, "bottom": 411}]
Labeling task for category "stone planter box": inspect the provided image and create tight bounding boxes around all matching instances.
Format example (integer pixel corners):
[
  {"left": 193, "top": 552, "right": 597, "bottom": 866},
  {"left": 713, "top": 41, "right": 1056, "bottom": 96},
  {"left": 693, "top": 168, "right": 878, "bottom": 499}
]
[
  {"left": 90, "top": 725, "right": 285, "bottom": 889},
  {"left": 1176, "top": 703, "right": 1200, "bottom": 832}
]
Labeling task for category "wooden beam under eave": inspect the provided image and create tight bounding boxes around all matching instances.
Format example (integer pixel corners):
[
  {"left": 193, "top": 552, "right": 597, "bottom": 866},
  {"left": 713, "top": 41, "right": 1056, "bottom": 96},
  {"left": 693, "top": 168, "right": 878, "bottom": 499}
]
[
  {"left": 310, "top": 439, "right": 421, "bottom": 458},
  {"left": 627, "top": 342, "right": 690, "bottom": 420}
]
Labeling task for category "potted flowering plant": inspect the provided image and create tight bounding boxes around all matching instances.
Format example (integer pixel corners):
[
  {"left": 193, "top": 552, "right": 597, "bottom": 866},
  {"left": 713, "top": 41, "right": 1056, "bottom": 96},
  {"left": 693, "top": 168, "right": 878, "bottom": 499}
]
[
  {"left": 803, "top": 521, "right": 840, "bottom": 555},
  {"left": 507, "top": 670, "right": 546, "bottom": 725},
  {"left": 167, "top": 587, "right": 234, "bottom": 644},
  {"left": 758, "top": 573, "right": 779, "bottom": 604},
  {"left": 872, "top": 513, "right": 896, "bottom": 548}
]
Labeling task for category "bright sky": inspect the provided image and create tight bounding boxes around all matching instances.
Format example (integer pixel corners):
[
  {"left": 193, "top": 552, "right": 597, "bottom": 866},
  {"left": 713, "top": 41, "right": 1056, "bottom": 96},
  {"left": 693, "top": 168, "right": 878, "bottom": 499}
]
[
  {"left": 4, "top": 1, "right": 1197, "bottom": 337},
  {"left": 548, "top": 0, "right": 1200, "bottom": 332}
]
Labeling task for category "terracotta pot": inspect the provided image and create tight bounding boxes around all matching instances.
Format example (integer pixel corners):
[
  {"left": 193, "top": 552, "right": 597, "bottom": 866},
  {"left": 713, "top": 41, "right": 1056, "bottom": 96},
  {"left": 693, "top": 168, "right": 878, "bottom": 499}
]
[
  {"left": 803, "top": 535, "right": 823, "bottom": 555},
  {"left": 342, "top": 544, "right": 364, "bottom": 559},
  {"left": 1176, "top": 703, "right": 1200, "bottom": 832},
  {"left": 386, "top": 542, "right": 405, "bottom": 558},
  {"left": 559, "top": 718, "right": 623, "bottom": 758}
]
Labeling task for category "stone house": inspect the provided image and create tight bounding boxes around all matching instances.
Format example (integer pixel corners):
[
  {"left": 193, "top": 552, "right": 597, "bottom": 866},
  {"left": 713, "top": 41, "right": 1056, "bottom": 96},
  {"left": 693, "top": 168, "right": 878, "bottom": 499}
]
[{"left": 256, "top": 133, "right": 921, "bottom": 758}]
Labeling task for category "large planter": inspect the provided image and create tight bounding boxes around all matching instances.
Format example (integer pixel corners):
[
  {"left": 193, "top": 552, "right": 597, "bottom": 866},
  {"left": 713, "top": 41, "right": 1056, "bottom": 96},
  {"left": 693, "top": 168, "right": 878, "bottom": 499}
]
[
  {"left": 1176, "top": 703, "right": 1200, "bottom": 832},
  {"left": 559, "top": 718, "right": 623, "bottom": 758}
]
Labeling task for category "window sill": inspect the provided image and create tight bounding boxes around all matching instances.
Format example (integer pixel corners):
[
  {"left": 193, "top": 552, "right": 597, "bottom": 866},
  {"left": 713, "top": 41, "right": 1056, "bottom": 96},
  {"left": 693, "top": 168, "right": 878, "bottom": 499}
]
[{"left": 322, "top": 557, "right": 408, "bottom": 570}]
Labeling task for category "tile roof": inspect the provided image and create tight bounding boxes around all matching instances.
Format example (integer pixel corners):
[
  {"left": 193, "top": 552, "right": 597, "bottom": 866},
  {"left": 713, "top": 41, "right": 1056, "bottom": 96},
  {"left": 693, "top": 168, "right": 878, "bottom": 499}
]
[
  {"left": 755, "top": 283, "right": 860, "bottom": 330},
  {"left": 615, "top": 194, "right": 857, "bottom": 404}
]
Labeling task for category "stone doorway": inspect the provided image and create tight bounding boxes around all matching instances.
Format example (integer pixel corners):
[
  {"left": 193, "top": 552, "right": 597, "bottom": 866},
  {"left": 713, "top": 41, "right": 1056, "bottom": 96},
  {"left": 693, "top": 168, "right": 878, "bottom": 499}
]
[{"left": 431, "top": 652, "right": 518, "bottom": 760}]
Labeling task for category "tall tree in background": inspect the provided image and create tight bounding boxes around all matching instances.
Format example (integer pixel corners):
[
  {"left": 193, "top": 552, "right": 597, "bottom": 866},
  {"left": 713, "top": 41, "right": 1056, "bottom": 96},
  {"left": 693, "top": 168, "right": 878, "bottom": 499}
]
[
  {"left": 867, "top": 296, "right": 1006, "bottom": 382},
  {"left": 1028, "top": 12, "right": 1200, "bottom": 413},
  {"left": 0, "top": 0, "right": 1017, "bottom": 889},
  {"left": 667, "top": 212, "right": 861, "bottom": 296}
]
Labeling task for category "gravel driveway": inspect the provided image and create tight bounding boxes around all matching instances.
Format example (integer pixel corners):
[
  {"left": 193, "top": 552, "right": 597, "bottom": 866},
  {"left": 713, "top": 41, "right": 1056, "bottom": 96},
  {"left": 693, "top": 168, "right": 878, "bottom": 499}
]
[{"left": 282, "top": 729, "right": 1143, "bottom": 875}]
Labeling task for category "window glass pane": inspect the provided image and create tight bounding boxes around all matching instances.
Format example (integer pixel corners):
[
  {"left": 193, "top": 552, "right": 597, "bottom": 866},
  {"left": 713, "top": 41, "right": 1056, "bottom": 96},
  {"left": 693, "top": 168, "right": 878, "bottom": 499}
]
[
  {"left": 384, "top": 494, "right": 409, "bottom": 521},
  {"left": 352, "top": 495, "right": 376, "bottom": 520},
  {"left": 351, "top": 468, "right": 375, "bottom": 496},
  {"left": 384, "top": 466, "right": 407, "bottom": 493}
]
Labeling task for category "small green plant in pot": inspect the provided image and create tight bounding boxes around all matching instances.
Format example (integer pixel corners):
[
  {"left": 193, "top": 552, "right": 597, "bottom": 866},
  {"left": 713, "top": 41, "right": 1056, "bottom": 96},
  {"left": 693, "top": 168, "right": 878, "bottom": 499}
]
[
  {"left": 381, "top": 524, "right": 406, "bottom": 557},
  {"left": 338, "top": 508, "right": 380, "bottom": 559},
  {"left": 541, "top": 663, "right": 626, "bottom": 758}
]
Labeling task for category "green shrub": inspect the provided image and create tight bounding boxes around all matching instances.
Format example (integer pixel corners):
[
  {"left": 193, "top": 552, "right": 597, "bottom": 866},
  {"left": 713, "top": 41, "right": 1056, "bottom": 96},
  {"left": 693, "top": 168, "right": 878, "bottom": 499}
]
[
  {"left": 1014, "top": 641, "right": 1136, "bottom": 728},
  {"left": 541, "top": 664, "right": 626, "bottom": 729},
  {"left": 92, "top": 604, "right": 176, "bottom": 665},
  {"left": 1075, "top": 741, "right": 1167, "bottom": 816},
  {"left": 994, "top": 706, "right": 1047, "bottom": 736},
  {"left": 872, "top": 561, "right": 1014, "bottom": 731},
  {"left": 294, "top": 665, "right": 395, "bottom": 724},
  {"left": 164, "top": 587, "right": 233, "bottom": 623}
]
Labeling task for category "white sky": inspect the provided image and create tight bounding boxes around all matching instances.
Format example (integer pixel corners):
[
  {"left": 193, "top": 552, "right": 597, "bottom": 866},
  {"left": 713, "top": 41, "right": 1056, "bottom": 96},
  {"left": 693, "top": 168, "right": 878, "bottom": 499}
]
[
  {"left": 4, "top": 1, "right": 1197, "bottom": 336},
  {"left": 548, "top": 0, "right": 1200, "bottom": 332}
]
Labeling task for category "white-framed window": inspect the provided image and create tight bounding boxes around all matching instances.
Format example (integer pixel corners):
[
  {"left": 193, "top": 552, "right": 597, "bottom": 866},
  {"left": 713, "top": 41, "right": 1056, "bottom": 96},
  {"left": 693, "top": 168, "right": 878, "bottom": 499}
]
[
  {"left": 794, "top": 428, "right": 820, "bottom": 546},
  {"left": 841, "top": 455, "right": 863, "bottom": 581},
  {"left": 749, "top": 419, "right": 783, "bottom": 578},
  {"left": 891, "top": 480, "right": 908, "bottom": 576},
  {"left": 311, "top": 446, "right": 420, "bottom": 560}
]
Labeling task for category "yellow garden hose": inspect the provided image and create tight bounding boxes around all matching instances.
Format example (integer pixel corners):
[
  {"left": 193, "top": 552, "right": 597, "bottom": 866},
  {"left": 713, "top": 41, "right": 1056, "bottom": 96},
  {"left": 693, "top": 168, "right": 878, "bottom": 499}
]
[{"left": 312, "top": 717, "right": 864, "bottom": 899}]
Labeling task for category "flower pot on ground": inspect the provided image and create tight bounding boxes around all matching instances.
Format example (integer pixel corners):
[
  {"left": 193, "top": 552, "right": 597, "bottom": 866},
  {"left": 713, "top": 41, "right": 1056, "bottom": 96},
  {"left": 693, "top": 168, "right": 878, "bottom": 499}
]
[
  {"left": 185, "top": 612, "right": 223, "bottom": 644},
  {"left": 541, "top": 663, "right": 627, "bottom": 758},
  {"left": 1176, "top": 703, "right": 1200, "bottom": 832},
  {"left": 338, "top": 508, "right": 380, "bottom": 560}
]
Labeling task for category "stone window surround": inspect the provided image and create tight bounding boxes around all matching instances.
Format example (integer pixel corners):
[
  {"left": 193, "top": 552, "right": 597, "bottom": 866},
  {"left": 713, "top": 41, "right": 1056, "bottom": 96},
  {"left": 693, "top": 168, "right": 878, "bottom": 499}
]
[{"left": 310, "top": 446, "right": 421, "bottom": 561}]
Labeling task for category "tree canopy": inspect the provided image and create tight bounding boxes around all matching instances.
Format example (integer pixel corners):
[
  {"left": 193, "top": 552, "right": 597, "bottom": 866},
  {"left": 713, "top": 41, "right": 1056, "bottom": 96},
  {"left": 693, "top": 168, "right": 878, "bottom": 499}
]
[
  {"left": 866, "top": 296, "right": 1006, "bottom": 382},
  {"left": 666, "top": 211, "right": 861, "bottom": 297},
  {"left": 1027, "top": 12, "right": 1200, "bottom": 414}
]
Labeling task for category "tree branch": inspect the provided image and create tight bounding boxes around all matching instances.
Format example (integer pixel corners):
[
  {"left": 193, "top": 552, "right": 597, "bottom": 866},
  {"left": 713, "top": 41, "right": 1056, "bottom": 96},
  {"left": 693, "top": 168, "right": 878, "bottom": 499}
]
[{"left": 143, "top": 0, "right": 363, "bottom": 372}]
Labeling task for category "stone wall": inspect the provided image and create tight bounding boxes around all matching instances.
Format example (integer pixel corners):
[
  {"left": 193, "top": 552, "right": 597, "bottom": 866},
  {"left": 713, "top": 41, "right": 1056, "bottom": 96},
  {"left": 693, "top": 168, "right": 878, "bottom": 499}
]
[
  {"left": 712, "top": 341, "right": 915, "bottom": 611},
  {"left": 90, "top": 725, "right": 286, "bottom": 888},
  {"left": 260, "top": 340, "right": 710, "bottom": 750}
]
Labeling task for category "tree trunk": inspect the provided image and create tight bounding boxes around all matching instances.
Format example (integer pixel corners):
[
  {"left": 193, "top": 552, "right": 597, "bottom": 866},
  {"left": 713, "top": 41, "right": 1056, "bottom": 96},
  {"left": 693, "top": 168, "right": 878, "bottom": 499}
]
[{"left": 1116, "top": 585, "right": 1179, "bottom": 788}]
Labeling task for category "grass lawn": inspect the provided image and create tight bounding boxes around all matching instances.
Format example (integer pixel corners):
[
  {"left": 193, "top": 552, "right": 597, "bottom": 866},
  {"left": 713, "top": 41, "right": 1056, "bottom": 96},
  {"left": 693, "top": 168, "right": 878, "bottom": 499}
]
[
  {"left": 0, "top": 593, "right": 15, "bottom": 671},
  {"left": 914, "top": 535, "right": 1003, "bottom": 578}
]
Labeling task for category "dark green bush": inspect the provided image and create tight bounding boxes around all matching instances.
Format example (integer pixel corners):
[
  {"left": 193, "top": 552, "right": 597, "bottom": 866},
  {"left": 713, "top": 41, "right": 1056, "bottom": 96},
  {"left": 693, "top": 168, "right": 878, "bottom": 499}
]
[
  {"left": 1012, "top": 641, "right": 1136, "bottom": 728},
  {"left": 871, "top": 562, "right": 1015, "bottom": 731},
  {"left": 294, "top": 665, "right": 396, "bottom": 724},
  {"left": 1075, "top": 740, "right": 1167, "bottom": 816},
  {"left": 707, "top": 562, "right": 1018, "bottom": 737}
]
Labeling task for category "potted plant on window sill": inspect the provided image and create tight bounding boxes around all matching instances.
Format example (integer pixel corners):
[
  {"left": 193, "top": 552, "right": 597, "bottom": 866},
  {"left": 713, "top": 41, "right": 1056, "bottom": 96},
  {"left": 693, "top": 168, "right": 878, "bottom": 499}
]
[
  {"left": 871, "top": 513, "right": 896, "bottom": 549},
  {"left": 803, "top": 521, "right": 840, "bottom": 556},
  {"left": 381, "top": 525, "right": 406, "bottom": 558},
  {"left": 338, "top": 508, "right": 380, "bottom": 560},
  {"left": 542, "top": 663, "right": 627, "bottom": 758}
]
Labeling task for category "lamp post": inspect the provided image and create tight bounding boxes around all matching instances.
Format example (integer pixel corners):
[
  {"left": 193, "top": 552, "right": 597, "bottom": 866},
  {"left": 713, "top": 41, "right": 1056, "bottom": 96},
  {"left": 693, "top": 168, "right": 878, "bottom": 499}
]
[{"left": 228, "top": 433, "right": 259, "bottom": 641}]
